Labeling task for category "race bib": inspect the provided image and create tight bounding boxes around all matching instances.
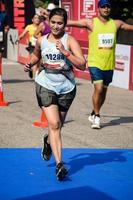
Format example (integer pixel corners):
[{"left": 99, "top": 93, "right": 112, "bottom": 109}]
[
  {"left": 42, "top": 48, "right": 63, "bottom": 66},
  {"left": 98, "top": 33, "right": 114, "bottom": 48},
  {"left": 0, "top": 32, "right": 3, "bottom": 42}
]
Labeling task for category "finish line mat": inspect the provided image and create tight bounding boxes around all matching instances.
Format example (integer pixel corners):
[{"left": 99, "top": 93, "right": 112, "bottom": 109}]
[{"left": 0, "top": 148, "right": 133, "bottom": 200}]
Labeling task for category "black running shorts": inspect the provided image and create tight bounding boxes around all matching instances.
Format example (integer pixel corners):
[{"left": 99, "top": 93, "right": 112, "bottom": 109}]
[{"left": 35, "top": 83, "right": 76, "bottom": 112}]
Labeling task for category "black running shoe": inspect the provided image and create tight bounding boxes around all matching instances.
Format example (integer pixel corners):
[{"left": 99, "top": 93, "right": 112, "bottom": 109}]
[
  {"left": 41, "top": 134, "right": 52, "bottom": 161},
  {"left": 56, "top": 162, "right": 68, "bottom": 181}
]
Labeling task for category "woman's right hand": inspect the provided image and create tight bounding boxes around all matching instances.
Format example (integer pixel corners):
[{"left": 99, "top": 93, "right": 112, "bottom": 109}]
[{"left": 56, "top": 40, "right": 65, "bottom": 54}]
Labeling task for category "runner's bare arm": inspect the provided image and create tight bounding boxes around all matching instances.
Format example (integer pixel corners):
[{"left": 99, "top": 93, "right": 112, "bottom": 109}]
[
  {"left": 68, "top": 35, "right": 86, "bottom": 70},
  {"left": 24, "top": 39, "right": 42, "bottom": 72},
  {"left": 56, "top": 35, "right": 86, "bottom": 70},
  {"left": 115, "top": 20, "right": 133, "bottom": 31},
  {"left": 67, "top": 19, "right": 92, "bottom": 31},
  {"left": 31, "top": 38, "right": 42, "bottom": 62}
]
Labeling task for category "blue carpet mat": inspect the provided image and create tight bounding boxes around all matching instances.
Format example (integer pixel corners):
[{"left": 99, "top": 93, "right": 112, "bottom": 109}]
[{"left": 0, "top": 148, "right": 133, "bottom": 200}]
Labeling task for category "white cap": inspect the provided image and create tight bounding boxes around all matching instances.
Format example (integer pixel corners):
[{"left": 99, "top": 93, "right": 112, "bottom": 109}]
[{"left": 47, "top": 3, "right": 56, "bottom": 11}]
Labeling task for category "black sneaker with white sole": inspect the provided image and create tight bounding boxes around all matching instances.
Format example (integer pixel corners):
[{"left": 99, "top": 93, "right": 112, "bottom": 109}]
[
  {"left": 56, "top": 162, "right": 68, "bottom": 181},
  {"left": 41, "top": 134, "right": 52, "bottom": 161}
]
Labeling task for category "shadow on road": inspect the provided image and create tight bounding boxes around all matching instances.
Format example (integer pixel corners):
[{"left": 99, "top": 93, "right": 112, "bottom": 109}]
[
  {"left": 68, "top": 151, "right": 126, "bottom": 176},
  {"left": 102, "top": 115, "right": 133, "bottom": 127}
]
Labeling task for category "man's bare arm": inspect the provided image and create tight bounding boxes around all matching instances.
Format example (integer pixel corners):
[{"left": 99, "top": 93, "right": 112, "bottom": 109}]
[
  {"left": 115, "top": 20, "right": 133, "bottom": 31},
  {"left": 67, "top": 19, "right": 92, "bottom": 31}
]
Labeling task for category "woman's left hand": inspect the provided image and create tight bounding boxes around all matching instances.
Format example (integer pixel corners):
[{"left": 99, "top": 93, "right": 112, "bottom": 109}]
[{"left": 24, "top": 63, "right": 32, "bottom": 72}]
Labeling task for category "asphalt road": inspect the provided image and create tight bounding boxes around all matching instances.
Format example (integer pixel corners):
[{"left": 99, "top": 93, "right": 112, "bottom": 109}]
[{"left": 0, "top": 59, "right": 133, "bottom": 148}]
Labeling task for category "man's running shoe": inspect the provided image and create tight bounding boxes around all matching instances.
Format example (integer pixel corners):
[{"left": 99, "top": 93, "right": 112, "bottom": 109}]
[
  {"left": 91, "top": 116, "right": 101, "bottom": 129},
  {"left": 88, "top": 114, "right": 95, "bottom": 123},
  {"left": 56, "top": 162, "right": 68, "bottom": 181},
  {"left": 88, "top": 110, "right": 95, "bottom": 123},
  {"left": 41, "top": 134, "right": 52, "bottom": 161}
]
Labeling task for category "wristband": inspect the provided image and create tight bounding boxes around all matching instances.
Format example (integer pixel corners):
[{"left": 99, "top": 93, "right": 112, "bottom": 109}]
[{"left": 64, "top": 51, "right": 70, "bottom": 58}]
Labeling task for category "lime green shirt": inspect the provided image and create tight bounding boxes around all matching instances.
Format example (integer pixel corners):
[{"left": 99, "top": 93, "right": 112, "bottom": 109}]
[{"left": 88, "top": 17, "right": 117, "bottom": 70}]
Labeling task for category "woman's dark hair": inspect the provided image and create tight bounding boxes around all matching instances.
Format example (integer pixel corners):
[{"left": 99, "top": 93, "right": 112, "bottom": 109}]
[{"left": 49, "top": 8, "right": 67, "bottom": 27}]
